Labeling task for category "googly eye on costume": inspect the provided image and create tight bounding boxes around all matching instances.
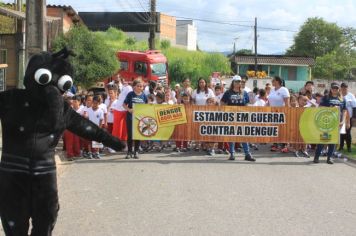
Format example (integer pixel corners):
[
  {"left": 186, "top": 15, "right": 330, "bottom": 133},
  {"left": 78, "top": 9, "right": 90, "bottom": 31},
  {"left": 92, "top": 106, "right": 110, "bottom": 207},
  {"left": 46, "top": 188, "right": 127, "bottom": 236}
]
[
  {"left": 34, "top": 68, "right": 52, "bottom": 85},
  {"left": 57, "top": 75, "right": 73, "bottom": 91}
]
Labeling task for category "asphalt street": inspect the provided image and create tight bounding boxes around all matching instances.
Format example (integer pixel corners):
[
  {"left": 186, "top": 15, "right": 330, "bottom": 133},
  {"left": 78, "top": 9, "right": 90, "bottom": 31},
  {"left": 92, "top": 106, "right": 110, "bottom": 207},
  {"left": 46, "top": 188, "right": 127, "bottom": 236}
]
[{"left": 50, "top": 146, "right": 356, "bottom": 236}]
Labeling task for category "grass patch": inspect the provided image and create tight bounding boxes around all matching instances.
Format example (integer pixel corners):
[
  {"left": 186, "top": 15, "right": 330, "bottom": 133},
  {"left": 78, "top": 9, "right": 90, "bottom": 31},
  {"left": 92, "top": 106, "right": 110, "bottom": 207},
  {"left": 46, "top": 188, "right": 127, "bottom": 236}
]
[{"left": 340, "top": 144, "right": 356, "bottom": 160}]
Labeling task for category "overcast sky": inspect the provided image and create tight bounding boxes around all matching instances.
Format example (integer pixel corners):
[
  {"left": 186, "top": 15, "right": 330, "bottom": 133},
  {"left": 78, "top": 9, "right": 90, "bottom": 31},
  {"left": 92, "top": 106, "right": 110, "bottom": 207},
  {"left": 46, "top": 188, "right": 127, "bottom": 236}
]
[{"left": 4, "top": 0, "right": 356, "bottom": 54}]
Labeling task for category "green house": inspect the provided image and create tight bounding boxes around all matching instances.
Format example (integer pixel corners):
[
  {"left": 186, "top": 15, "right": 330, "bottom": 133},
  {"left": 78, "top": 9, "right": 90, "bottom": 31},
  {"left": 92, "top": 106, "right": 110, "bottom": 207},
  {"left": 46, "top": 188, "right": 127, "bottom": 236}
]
[{"left": 232, "top": 55, "right": 315, "bottom": 91}]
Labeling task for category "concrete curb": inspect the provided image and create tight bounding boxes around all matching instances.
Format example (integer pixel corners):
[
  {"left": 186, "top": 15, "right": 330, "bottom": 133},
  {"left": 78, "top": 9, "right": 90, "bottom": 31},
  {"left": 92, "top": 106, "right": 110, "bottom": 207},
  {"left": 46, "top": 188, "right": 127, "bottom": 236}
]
[{"left": 344, "top": 155, "right": 356, "bottom": 164}]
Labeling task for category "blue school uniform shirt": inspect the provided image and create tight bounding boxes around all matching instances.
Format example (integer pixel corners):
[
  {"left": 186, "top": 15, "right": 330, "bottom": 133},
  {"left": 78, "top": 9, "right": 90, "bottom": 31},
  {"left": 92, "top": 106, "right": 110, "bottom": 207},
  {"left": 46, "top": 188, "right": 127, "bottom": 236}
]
[
  {"left": 320, "top": 95, "right": 346, "bottom": 109},
  {"left": 124, "top": 91, "right": 148, "bottom": 120},
  {"left": 320, "top": 95, "right": 346, "bottom": 120},
  {"left": 221, "top": 90, "right": 249, "bottom": 106}
]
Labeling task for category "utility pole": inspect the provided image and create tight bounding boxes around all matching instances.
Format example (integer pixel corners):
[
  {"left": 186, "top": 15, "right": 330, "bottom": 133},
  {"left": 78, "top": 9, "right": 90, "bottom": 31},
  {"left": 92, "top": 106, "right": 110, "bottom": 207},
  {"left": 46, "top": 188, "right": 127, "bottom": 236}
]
[
  {"left": 233, "top": 37, "right": 239, "bottom": 74},
  {"left": 254, "top": 17, "right": 258, "bottom": 75},
  {"left": 16, "top": 0, "right": 22, "bottom": 11},
  {"left": 148, "top": 0, "right": 156, "bottom": 50},
  {"left": 25, "top": 0, "right": 47, "bottom": 60},
  {"left": 16, "top": 0, "right": 25, "bottom": 88},
  {"left": 233, "top": 37, "right": 239, "bottom": 54}
]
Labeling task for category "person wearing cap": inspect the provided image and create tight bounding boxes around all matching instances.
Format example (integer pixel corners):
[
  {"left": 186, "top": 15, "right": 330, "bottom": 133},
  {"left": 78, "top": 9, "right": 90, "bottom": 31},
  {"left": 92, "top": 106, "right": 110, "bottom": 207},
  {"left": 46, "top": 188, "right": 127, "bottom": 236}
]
[
  {"left": 339, "top": 82, "right": 356, "bottom": 152},
  {"left": 314, "top": 82, "right": 349, "bottom": 164},
  {"left": 232, "top": 75, "right": 241, "bottom": 81}
]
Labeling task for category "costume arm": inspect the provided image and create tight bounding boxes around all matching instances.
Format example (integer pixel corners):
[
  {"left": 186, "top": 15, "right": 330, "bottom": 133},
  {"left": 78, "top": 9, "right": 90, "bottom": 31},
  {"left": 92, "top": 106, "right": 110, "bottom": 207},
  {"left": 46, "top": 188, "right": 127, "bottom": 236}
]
[{"left": 65, "top": 108, "right": 125, "bottom": 151}]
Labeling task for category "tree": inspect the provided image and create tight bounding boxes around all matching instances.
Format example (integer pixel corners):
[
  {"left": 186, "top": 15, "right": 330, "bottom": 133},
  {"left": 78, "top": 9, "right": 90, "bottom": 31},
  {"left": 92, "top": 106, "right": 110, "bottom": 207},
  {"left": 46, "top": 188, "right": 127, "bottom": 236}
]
[
  {"left": 287, "top": 17, "right": 343, "bottom": 58},
  {"left": 235, "top": 49, "right": 253, "bottom": 55},
  {"left": 76, "top": 27, "right": 230, "bottom": 87},
  {"left": 52, "top": 25, "right": 118, "bottom": 88},
  {"left": 0, "top": 3, "right": 16, "bottom": 33}
]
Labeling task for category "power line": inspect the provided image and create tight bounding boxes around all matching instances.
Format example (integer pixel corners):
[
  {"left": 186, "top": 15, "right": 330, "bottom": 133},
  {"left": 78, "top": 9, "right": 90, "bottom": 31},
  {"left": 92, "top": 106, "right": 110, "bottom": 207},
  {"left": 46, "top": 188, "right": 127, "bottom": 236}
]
[
  {"left": 173, "top": 15, "right": 254, "bottom": 28},
  {"left": 173, "top": 15, "right": 298, "bottom": 33},
  {"left": 136, "top": 0, "right": 150, "bottom": 21},
  {"left": 156, "top": 2, "right": 255, "bottom": 23}
]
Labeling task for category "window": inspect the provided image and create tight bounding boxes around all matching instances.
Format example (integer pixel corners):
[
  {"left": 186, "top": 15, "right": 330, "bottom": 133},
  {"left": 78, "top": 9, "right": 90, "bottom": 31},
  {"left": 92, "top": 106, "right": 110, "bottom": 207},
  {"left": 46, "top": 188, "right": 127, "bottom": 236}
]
[
  {"left": 0, "top": 49, "right": 7, "bottom": 64},
  {"left": 288, "top": 66, "right": 297, "bottom": 81},
  {"left": 150, "top": 63, "right": 167, "bottom": 76},
  {"left": 120, "top": 61, "right": 128, "bottom": 71},
  {"left": 134, "top": 61, "right": 147, "bottom": 75}
]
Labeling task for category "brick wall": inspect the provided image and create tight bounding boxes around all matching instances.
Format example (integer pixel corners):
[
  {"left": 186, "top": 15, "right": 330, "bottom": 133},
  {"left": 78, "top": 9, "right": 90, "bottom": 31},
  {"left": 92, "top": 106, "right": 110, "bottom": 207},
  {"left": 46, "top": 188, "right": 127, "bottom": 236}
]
[{"left": 159, "top": 13, "right": 176, "bottom": 44}]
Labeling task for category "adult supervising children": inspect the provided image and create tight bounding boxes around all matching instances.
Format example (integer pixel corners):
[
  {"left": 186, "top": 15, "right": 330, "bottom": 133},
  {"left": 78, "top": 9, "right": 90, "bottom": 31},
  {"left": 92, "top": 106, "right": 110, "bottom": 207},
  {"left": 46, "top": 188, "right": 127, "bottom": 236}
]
[
  {"left": 220, "top": 79, "right": 255, "bottom": 162},
  {"left": 268, "top": 76, "right": 290, "bottom": 152}
]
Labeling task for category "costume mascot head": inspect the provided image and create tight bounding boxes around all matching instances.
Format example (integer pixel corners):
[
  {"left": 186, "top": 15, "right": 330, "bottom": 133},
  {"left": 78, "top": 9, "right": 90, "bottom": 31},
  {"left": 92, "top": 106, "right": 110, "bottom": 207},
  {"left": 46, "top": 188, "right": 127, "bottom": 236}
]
[{"left": 0, "top": 47, "right": 125, "bottom": 235}]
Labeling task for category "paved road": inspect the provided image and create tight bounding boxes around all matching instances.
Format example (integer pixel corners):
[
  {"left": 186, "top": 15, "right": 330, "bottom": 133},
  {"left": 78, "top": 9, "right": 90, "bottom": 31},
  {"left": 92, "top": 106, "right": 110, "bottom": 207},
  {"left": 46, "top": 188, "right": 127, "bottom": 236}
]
[{"left": 50, "top": 146, "right": 356, "bottom": 236}]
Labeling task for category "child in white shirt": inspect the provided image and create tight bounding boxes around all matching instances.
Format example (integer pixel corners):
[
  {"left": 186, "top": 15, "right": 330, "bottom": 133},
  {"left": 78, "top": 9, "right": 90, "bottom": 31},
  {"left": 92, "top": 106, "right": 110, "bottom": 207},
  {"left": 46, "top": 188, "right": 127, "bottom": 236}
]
[{"left": 86, "top": 95, "right": 104, "bottom": 159}]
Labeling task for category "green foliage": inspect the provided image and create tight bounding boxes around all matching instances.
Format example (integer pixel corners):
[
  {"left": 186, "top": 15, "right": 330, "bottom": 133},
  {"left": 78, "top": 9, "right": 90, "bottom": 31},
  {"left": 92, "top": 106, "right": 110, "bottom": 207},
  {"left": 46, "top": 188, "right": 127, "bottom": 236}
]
[
  {"left": 91, "top": 27, "right": 231, "bottom": 87},
  {"left": 287, "top": 17, "right": 356, "bottom": 80},
  {"left": 125, "top": 36, "right": 137, "bottom": 46},
  {"left": 162, "top": 47, "right": 231, "bottom": 87},
  {"left": 52, "top": 26, "right": 230, "bottom": 88},
  {"left": 95, "top": 27, "right": 148, "bottom": 51},
  {"left": 314, "top": 49, "right": 356, "bottom": 80},
  {"left": 160, "top": 40, "right": 171, "bottom": 50},
  {"left": 287, "top": 17, "right": 343, "bottom": 58},
  {"left": 52, "top": 25, "right": 118, "bottom": 88},
  {"left": 236, "top": 49, "right": 253, "bottom": 55}
]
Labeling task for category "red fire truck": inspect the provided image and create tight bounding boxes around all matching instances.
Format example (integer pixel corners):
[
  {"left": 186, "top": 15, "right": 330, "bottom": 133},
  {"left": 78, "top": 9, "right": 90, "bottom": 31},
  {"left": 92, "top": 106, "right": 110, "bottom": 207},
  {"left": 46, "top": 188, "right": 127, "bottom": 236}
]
[{"left": 116, "top": 50, "right": 169, "bottom": 85}]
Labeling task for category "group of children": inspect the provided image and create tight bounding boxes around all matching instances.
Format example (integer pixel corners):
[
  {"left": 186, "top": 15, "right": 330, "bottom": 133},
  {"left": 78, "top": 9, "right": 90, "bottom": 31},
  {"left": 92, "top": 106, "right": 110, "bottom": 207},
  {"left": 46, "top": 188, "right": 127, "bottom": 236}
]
[
  {"left": 61, "top": 76, "right": 353, "bottom": 164},
  {"left": 63, "top": 85, "right": 120, "bottom": 160}
]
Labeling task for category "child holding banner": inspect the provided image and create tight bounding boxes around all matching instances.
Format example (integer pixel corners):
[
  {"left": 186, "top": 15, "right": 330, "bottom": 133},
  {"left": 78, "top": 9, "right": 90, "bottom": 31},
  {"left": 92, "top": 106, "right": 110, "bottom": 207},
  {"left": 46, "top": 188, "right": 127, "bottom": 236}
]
[
  {"left": 175, "top": 93, "right": 191, "bottom": 152},
  {"left": 314, "top": 82, "right": 349, "bottom": 164},
  {"left": 220, "top": 79, "right": 255, "bottom": 162},
  {"left": 206, "top": 97, "right": 218, "bottom": 156},
  {"left": 123, "top": 78, "right": 148, "bottom": 159}
]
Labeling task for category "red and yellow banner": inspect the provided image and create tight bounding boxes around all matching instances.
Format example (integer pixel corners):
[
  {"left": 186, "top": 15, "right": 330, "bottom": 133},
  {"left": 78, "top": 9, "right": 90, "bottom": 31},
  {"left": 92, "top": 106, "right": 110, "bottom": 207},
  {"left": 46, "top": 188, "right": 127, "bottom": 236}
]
[{"left": 133, "top": 104, "right": 340, "bottom": 144}]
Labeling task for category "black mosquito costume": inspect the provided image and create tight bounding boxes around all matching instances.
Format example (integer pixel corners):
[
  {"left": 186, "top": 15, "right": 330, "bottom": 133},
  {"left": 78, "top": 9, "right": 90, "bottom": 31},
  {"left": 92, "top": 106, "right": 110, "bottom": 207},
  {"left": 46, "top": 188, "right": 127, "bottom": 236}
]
[{"left": 0, "top": 48, "right": 125, "bottom": 235}]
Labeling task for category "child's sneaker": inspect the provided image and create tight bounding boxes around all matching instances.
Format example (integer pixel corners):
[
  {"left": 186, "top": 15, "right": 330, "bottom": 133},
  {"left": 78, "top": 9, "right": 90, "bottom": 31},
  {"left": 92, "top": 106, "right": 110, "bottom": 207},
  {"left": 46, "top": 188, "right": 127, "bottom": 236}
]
[
  {"left": 108, "top": 148, "right": 116, "bottom": 154},
  {"left": 93, "top": 152, "right": 101, "bottom": 159},
  {"left": 270, "top": 145, "right": 279, "bottom": 151},
  {"left": 82, "top": 151, "right": 88, "bottom": 158},
  {"left": 280, "top": 147, "right": 289, "bottom": 153},
  {"left": 133, "top": 152, "right": 139, "bottom": 159},
  {"left": 125, "top": 151, "right": 132, "bottom": 159},
  {"left": 86, "top": 152, "right": 93, "bottom": 159},
  {"left": 207, "top": 149, "right": 215, "bottom": 156},
  {"left": 216, "top": 149, "right": 223, "bottom": 154},
  {"left": 301, "top": 151, "right": 310, "bottom": 158},
  {"left": 245, "top": 153, "right": 256, "bottom": 162},
  {"left": 294, "top": 151, "right": 301, "bottom": 158},
  {"left": 251, "top": 144, "right": 259, "bottom": 150}
]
